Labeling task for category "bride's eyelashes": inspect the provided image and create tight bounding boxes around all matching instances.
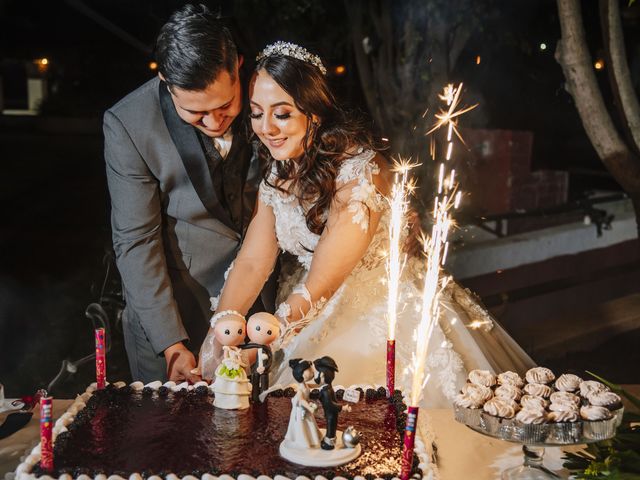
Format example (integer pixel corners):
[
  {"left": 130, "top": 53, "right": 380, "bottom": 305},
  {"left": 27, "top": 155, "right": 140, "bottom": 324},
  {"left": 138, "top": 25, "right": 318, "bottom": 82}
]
[{"left": 248, "top": 111, "right": 292, "bottom": 120}]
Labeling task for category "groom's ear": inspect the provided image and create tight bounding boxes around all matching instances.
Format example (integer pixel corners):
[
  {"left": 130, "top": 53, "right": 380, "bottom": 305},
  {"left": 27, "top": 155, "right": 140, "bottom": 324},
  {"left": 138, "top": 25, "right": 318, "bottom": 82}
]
[{"left": 237, "top": 54, "right": 244, "bottom": 69}]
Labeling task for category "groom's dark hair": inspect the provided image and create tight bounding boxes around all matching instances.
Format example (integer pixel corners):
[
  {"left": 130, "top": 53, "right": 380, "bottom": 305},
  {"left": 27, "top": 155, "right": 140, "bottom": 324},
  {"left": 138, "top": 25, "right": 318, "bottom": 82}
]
[
  {"left": 314, "top": 356, "right": 338, "bottom": 384},
  {"left": 155, "top": 3, "right": 238, "bottom": 91}
]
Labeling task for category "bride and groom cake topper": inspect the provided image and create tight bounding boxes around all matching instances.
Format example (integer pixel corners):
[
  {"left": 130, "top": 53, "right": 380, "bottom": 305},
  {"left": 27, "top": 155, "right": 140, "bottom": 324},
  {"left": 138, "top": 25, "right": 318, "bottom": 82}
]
[
  {"left": 206, "top": 311, "right": 281, "bottom": 409},
  {"left": 280, "top": 356, "right": 362, "bottom": 467}
]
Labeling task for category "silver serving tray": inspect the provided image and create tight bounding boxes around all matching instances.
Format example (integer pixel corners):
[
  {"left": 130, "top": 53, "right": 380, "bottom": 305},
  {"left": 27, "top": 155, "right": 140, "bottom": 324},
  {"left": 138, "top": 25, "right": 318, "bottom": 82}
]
[{"left": 453, "top": 404, "right": 623, "bottom": 446}]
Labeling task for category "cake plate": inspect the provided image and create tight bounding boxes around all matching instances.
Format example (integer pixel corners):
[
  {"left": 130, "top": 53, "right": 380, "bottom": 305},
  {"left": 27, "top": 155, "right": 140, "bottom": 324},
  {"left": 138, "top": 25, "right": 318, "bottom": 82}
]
[{"left": 454, "top": 405, "right": 624, "bottom": 480}]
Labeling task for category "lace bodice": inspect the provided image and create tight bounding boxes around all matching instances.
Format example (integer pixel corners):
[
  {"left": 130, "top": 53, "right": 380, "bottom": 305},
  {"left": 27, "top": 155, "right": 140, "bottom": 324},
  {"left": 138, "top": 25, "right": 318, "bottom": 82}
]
[{"left": 259, "top": 149, "right": 387, "bottom": 271}]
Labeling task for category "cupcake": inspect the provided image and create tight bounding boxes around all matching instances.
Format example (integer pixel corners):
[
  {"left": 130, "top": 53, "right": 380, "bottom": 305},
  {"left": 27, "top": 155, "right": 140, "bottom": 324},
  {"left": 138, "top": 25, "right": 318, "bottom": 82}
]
[
  {"left": 468, "top": 369, "right": 497, "bottom": 388},
  {"left": 580, "top": 405, "right": 612, "bottom": 421},
  {"left": 520, "top": 395, "right": 549, "bottom": 410},
  {"left": 453, "top": 394, "right": 484, "bottom": 425},
  {"left": 523, "top": 383, "right": 553, "bottom": 399},
  {"left": 514, "top": 407, "right": 549, "bottom": 443},
  {"left": 547, "top": 410, "right": 582, "bottom": 444},
  {"left": 580, "top": 405, "right": 615, "bottom": 441},
  {"left": 497, "top": 371, "right": 524, "bottom": 388},
  {"left": 494, "top": 384, "right": 522, "bottom": 402},
  {"left": 587, "top": 391, "right": 623, "bottom": 411},
  {"left": 550, "top": 391, "right": 580, "bottom": 406},
  {"left": 554, "top": 373, "right": 582, "bottom": 392},
  {"left": 481, "top": 397, "right": 517, "bottom": 435},
  {"left": 525, "top": 367, "right": 555, "bottom": 385},
  {"left": 579, "top": 380, "right": 609, "bottom": 398},
  {"left": 454, "top": 382, "right": 493, "bottom": 423}
]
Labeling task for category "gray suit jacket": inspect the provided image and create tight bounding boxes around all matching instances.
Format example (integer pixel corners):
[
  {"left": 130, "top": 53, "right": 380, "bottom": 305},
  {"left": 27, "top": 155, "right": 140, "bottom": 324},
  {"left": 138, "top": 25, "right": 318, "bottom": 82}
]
[{"left": 104, "top": 77, "right": 266, "bottom": 356}]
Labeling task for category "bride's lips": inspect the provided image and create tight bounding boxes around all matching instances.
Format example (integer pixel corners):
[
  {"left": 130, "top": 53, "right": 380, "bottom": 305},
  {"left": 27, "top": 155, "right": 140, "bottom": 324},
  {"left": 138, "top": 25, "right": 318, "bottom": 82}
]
[{"left": 267, "top": 138, "right": 287, "bottom": 149}]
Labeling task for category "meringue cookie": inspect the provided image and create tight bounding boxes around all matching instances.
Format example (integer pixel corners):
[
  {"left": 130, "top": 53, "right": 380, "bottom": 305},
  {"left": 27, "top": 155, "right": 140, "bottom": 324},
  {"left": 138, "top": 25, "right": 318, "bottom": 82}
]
[
  {"left": 524, "top": 383, "right": 553, "bottom": 398},
  {"left": 468, "top": 369, "right": 497, "bottom": 387},
  {"left": 525, "top": 367, "right": 555, "bottom": 385},
  {"left": 588, "top": 391, "right": 622, "bottom": 410},
  {"left": 580, "top": 405, "right": 612, "bottom": 421},
  {"left": 454, "top": 393, "right": 484, "bottom": 409},
  {"left": 515, "top": 408, "right": 547, "bottom": 424},
  {"left": 548, "top": 410, "right": 579, "bottom": 423},
  {"left": 550, "top": 391, "right": 580, "bottom": 406},
  {"left": 520, "top": 395, "right": 549, "bottom": 410},
  {"left": 483, "top": 397, "right": 517, "bottom": 418},
  {"left": 579, "top": 380, "right": 609, "bottom": 398},
  {"left": 461, "top": 383, "right": 493, "bottom": 403},
  {"left": 554, "top": 373, "right": 582, "bottom": 392},
  {"left": 497, "top": 371, "right": 524, "bottom": 388},
  {"left": 494, "top": 384, "right": 522, "bottom": 402},
  {"left": 549, "top": 401, "right": 579, "bottom": 413}
]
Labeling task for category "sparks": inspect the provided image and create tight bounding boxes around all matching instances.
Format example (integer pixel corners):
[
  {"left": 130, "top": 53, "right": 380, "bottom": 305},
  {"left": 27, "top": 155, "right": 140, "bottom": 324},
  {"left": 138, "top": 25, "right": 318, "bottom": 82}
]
[
  {"left": 408, "top": 83, "right": 472, "bottom": 407},
  {"left": 426, "top": 83, "right": 478, "bottom": 144},
  {"left": 386, "top": 158, "right": 419, "bottom": 341}
]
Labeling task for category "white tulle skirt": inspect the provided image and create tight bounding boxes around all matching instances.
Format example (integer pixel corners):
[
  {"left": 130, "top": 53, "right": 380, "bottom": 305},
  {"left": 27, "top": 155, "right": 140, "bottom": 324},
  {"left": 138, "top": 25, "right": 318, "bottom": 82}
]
[{"left": 270, "top": 257, "right": 534, "bottom": 408}]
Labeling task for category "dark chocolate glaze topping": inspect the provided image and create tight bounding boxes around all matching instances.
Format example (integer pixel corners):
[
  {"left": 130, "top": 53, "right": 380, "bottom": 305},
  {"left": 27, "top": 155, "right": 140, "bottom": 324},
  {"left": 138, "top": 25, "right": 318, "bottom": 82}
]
[{"left": 33, "top": 387, "right": 421, "bottom": 479}]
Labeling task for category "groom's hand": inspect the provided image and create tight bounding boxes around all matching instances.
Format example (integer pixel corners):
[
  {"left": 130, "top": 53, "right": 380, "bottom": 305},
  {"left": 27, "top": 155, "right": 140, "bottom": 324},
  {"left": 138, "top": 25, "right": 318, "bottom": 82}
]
[{"left": 164, "top": 342, "right": 201, "bottom": 383}]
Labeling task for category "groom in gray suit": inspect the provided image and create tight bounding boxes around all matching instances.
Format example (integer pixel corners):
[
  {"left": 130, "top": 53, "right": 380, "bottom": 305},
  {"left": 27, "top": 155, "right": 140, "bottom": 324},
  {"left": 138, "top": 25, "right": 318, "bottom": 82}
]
[{"left": 104, "top": 4, "right": 273, "bottom": 384}]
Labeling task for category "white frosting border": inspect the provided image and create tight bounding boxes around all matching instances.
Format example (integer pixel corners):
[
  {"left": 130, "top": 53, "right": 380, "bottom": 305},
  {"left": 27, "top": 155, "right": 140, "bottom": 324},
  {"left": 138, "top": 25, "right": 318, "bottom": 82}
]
[{"left": 11, "top": 381, "right": 435, "bottom": 480}]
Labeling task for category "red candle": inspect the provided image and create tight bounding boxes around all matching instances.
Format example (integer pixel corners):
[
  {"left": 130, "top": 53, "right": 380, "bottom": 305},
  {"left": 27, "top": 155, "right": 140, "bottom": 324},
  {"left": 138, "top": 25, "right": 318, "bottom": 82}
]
[
  {"left": 386, "top": 339, "right": 395, "bottom": 396},
  {"left": 400, "top": 405, "right": 419, "bottom": 480},
  {"left": 39, "top": 397, "right": 54, "bottom": 472},
  {"left": 95, "top": 328, "right": 106, "bottom": 389}
]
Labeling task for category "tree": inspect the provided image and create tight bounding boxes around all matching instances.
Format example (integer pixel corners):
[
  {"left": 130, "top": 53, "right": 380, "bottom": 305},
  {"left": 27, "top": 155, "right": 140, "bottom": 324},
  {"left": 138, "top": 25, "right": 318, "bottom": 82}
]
[
  {"left": 556, "top": 0, "right": 640, "bottom": 236},
  {"left": 343, "top": 0, "right": 492, "bottom": 160}
]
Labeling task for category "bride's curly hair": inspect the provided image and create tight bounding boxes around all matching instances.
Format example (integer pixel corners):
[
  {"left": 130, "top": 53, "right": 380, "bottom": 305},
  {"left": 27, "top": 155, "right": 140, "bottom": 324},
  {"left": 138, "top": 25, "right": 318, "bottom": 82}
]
[{"left": 253, "top": 54, "right": 381, "bottom": 235}]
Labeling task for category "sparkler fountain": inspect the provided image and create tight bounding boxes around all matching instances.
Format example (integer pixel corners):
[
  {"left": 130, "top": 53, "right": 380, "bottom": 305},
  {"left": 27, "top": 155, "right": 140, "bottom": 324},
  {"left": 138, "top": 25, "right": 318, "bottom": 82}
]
[
  {"left": 399, "top": 84, "right": 475, "bottom": 480},
  {"left": 386, "top": 160, "right": 417, "bottom": 396}
]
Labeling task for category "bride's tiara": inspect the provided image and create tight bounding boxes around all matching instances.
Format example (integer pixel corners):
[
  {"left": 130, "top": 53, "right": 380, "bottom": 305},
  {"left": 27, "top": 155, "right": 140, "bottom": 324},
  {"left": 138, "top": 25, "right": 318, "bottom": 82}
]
[{"left": 256, "top": 41, "right": 327, "bottom": 75}]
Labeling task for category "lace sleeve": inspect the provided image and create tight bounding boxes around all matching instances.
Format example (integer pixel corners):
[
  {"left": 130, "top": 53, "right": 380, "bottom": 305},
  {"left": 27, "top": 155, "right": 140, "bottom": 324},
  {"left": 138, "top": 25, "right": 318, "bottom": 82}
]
[
  {"left": 336, "top": 150, "right": 385, "bottom": 231},
  {"left": 274, "top": 152, "right": 388, "bottom": 346}
]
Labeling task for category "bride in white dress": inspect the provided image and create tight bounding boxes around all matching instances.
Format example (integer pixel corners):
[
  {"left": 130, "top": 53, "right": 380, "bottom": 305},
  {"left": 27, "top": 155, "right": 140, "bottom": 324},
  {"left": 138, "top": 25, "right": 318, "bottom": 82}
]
[
  {"left": 199, "top": 42, "right": 534, "bottom": 407},
  {"left": 283, "top": 359, "right": 322, "bottom": 448}
]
